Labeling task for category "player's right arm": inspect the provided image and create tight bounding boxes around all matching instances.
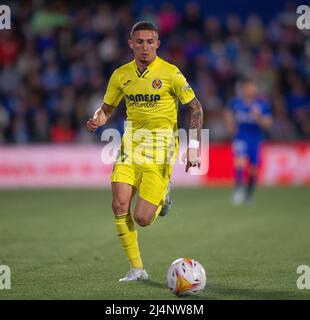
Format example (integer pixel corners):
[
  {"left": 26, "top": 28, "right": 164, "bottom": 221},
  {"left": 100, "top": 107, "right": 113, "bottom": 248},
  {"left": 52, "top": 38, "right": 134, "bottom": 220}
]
[
  {"left": 86, "top": 104, "right": 114, "bottom": 132},
  {"left": 86, "top": 69, "right": 123, "bottom": 132}
]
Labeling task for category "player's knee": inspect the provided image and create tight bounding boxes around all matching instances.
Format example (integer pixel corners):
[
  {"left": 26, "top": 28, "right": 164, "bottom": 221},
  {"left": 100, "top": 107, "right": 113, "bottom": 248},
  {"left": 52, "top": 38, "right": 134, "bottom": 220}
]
[
  {"left": 112, "top": 198, "right": 130, "bottom": 215},
  {"left": 134, "top": 214, "right": 152, "bottom": 227}
]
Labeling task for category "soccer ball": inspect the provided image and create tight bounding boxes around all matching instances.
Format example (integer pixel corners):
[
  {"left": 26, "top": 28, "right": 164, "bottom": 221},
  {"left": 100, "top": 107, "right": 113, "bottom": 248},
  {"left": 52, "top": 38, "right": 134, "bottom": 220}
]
[{"left": 167, "top": 258, "right": 207, "bottom": 296}]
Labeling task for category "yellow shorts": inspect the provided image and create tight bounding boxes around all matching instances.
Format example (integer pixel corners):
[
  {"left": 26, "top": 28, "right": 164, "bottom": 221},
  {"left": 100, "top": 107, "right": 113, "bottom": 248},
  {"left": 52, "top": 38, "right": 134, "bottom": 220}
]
[{"left": 111, "top": 163, "right": 172, "bottom": 206}]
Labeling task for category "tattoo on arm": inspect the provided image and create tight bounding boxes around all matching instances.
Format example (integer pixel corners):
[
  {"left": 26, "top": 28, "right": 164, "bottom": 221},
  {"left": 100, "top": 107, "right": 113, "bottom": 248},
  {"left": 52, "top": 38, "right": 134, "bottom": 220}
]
[{"left": 186, "top": 97, "right": 203, "bottom": 141}]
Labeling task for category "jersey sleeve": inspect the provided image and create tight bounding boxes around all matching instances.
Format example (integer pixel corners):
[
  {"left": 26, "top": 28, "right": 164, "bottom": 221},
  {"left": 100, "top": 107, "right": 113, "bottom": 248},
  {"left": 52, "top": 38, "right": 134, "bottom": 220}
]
[
  {"left": 170, "top": 68, "right": 195, "bottom": 105},
  {"left": 103, "top": 70, "right": 124, "bottom": 108}
]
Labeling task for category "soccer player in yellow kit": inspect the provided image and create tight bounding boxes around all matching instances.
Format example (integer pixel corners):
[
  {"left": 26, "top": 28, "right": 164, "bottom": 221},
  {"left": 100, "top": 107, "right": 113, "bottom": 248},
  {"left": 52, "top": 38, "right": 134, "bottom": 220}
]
[{"left": 86, "top": 22, "right": 203, "bottom": 281}]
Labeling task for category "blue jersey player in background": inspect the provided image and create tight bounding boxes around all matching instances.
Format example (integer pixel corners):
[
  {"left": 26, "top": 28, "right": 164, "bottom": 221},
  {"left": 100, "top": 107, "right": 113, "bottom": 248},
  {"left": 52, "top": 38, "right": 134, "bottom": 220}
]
[{"left": 224, "top": 78, "right": 272, "bottom": 206}]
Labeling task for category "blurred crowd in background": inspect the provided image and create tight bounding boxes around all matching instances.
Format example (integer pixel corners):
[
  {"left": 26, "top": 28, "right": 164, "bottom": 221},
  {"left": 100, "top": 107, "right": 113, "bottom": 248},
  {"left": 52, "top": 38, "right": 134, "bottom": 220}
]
[{"left": 0, "top": 0, "right": 309, "bottom": 144}]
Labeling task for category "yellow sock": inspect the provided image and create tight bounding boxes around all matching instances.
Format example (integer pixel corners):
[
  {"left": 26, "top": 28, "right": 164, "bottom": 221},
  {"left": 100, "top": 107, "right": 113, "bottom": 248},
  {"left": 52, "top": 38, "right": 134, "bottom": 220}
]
[
  {"left": 114, "top": 213, "right": 143, "bottom": 269},
  {"left": 149, "top": 205, "right": 162, "bottom": 225}
]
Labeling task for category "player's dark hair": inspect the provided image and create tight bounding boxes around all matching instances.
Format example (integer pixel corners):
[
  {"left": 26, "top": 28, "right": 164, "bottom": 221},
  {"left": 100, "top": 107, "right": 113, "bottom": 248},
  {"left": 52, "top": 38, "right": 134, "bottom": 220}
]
[{"left": 130, "top": 21, "right": 159, "bottom": 38}]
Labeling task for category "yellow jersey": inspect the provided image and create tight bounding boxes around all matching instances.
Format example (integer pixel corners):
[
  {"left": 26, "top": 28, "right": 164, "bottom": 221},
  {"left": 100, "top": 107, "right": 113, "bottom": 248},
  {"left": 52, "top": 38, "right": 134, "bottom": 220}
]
[{"left": 103, "top": 56, "right": 195, "bottom": 165}]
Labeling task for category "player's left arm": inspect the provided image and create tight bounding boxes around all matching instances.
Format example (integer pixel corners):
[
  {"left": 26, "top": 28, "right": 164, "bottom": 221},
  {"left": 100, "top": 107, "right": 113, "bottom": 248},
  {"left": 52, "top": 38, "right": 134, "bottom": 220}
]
[
  {"left": 170, "top": 67, "right": 203, "bottom": 172},
  {"left": 258, "top": 115, "right": 272, "bottom": 130},
  {"left": 184, "top": 97, "right": 204, "bottom": 172},
  {"left": 251, "top": 105, "right": 273, "bottom": 130}
]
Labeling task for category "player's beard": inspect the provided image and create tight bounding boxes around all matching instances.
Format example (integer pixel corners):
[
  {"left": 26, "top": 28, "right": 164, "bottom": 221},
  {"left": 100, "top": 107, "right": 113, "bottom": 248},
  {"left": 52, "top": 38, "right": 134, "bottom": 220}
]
[
  {"left": 140, "top": 53, "right": 157, "bottom": 65},
  {"left": 140, "top": 53, "right": 149, "bottom": 63}
]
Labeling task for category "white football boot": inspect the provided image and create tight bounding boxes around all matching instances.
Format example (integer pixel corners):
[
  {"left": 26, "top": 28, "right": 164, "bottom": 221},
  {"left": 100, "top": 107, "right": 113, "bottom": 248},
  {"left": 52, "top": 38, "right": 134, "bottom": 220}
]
[
  {"left": 232, "top": 187, "right": 245, "bottom": 206},
  {"left": 119, "top": 268, "right": 149, "bottom": 282}
]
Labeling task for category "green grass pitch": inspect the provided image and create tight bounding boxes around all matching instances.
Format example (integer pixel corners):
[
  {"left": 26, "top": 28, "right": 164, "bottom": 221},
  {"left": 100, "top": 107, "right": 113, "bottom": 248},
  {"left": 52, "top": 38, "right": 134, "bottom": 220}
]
[{"left": 0, "top": 187, "right": 309, "bottom": 300}]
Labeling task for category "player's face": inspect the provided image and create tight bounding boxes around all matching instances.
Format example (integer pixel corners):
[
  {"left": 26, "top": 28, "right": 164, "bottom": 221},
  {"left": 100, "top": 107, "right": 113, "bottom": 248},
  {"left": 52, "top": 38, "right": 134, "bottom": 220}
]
[
  {"left": 242, "top": 82, "right": 258, "bottom": 101},
  {"left": 128, "top": 30, "right": 160, "bottom": 65}
]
